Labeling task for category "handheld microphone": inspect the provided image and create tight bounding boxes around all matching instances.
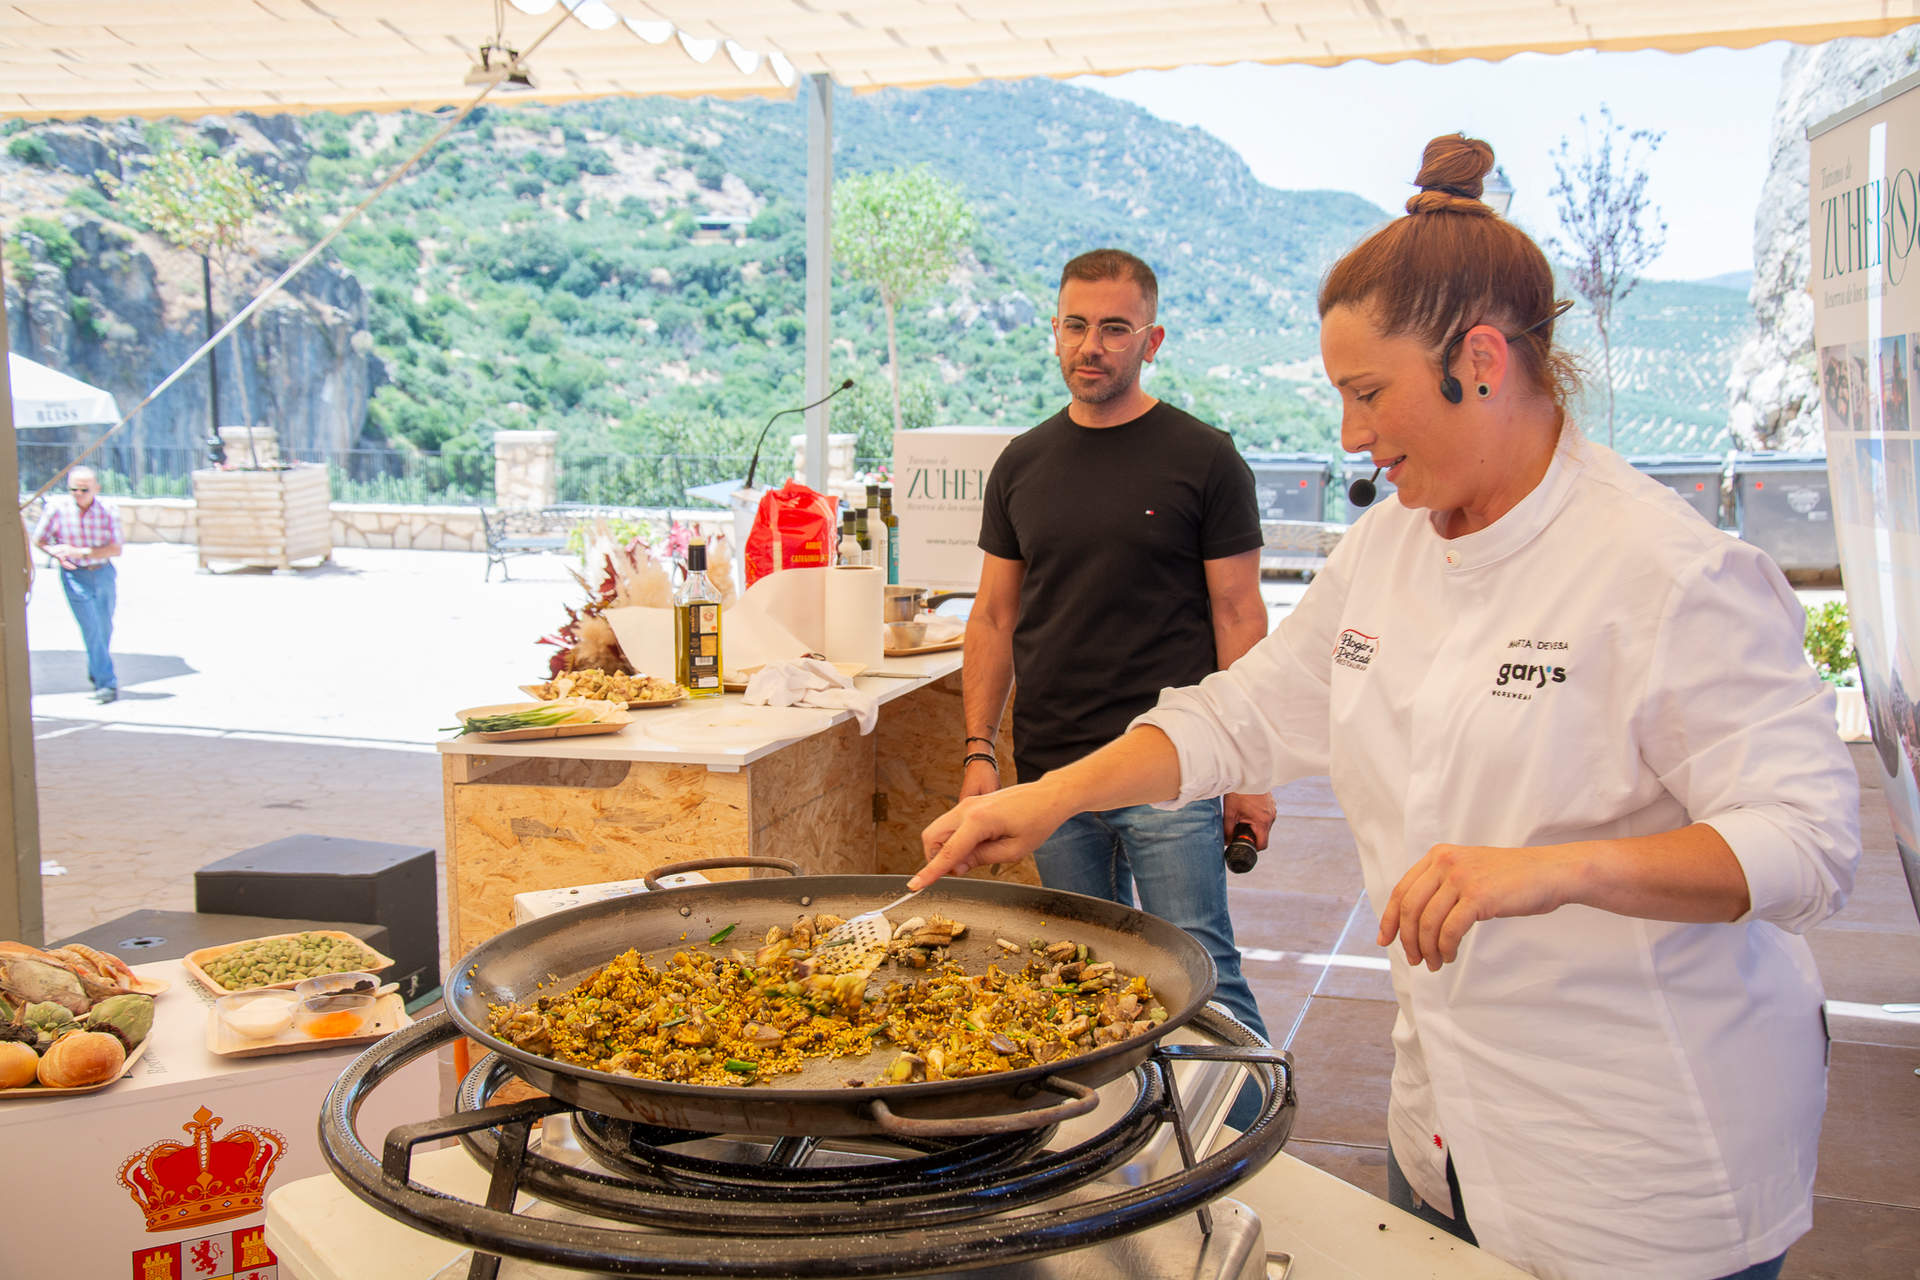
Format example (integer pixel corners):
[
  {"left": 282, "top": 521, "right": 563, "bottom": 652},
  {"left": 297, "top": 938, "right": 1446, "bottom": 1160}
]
[
  {"left": 744, "top": 378, "right": 856, "bottom": 489},
  {"left": 1225, "top": 823, "right": 1259, "bottom": 874},
  {"left": 1348, "top": 466, "right": 1382, "bottom": 508}
]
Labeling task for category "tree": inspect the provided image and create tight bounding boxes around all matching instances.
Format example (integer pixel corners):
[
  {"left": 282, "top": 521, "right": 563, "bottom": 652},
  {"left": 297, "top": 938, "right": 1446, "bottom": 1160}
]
[
  {"left": 114, "top": 142, "right": 285, "bottom": 464},
  {"left": 832, "top": 165, "right": 976, "bottom": 438},
  {"left": 1548, "top": 106, "right": 1667, "bottom": 447}
]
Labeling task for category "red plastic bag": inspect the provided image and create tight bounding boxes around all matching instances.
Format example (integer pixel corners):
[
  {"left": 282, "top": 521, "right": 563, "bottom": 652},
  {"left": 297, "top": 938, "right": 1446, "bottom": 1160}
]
[{"left": 745, "top": 480, "right": 839, "bottom": 586}]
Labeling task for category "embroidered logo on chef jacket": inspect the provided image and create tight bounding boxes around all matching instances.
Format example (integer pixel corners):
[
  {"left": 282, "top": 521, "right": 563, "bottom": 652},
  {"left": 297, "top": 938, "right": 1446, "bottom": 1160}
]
[
  {"left": 1491, "top": 660, "right": 1568, "bottom": 700},
  {"left": 1333, "top": 629, "right": 1379, "bottom": 671}
]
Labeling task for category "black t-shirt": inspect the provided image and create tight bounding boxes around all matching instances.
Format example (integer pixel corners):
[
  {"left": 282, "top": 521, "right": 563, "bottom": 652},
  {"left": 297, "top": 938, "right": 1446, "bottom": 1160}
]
[{"left": 978, "top": 401, "right": 1262, "bottom": 781}]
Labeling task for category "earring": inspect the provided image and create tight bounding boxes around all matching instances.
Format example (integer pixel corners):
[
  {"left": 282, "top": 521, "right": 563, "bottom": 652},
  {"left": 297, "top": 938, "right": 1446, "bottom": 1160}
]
[{"left": 1476, "top": 382, "right": 1491, "bottom": 399}]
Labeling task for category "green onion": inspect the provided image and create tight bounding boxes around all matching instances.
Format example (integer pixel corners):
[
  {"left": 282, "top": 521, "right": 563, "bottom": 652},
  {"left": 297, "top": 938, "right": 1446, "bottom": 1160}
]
[
  {"left": 723, "top": 1058, "right": 758, "bottom": 1073},
  {"left": 442, "top": 706, "right": 583, "bottom": 736},
  {"left": 1049, "top": 984, "right": 1080, "bottom": 994},
  {"left": 818, "top": 936, "right": 855, "bottom": 949},
  {"left": 708, "top": 923, "right": 736, "bottom": 946},
  {"left": 660, "top": 1014, "right": 690, "bottom": 1029},
  {"left": 963, "top": 1018, "right": 982, "bottom": 1033}
]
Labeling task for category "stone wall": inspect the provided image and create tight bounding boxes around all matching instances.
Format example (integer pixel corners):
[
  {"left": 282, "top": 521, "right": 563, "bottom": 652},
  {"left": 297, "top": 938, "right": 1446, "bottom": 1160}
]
[{"left": 19, "top": 494, "right": 488, "bottom": 553}]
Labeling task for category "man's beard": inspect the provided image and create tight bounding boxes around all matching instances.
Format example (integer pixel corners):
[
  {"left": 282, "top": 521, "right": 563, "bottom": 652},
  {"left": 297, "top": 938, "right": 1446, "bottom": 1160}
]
[{"left": 1061, "top": 355, "right": 1138, "bottom": 405}]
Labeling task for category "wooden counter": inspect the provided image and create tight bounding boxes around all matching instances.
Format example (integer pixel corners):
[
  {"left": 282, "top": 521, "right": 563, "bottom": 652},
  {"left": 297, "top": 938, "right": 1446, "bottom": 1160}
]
[{"left": 436, "top": 649, "right": 1028, "bottom": 963}]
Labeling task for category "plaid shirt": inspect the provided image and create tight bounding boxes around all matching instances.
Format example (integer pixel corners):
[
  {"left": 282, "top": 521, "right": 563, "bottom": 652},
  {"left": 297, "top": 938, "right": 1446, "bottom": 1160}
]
[{"left": 33, "top": 496, "right": 123, "bottom": 567}]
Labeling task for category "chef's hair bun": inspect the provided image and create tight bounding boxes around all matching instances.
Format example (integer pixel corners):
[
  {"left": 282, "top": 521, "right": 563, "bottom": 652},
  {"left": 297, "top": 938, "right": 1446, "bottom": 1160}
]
[{"left": 1407, "top": 135, "right": 1497, "bottom": 218}]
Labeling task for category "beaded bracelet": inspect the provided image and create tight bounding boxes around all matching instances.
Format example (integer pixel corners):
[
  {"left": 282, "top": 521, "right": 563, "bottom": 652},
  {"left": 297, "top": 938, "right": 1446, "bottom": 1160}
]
[{"left": 962, "top": 752, "right": 999, "bottom": 770}]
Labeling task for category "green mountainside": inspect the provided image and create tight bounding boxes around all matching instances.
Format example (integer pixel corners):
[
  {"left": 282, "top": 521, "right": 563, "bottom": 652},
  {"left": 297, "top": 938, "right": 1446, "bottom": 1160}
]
[
  {"left": 6, "top": 76, "right": 1752, "bottom": 493},
  {"left": 313, "top": 77, "right": 1388, "bottom": 471}
]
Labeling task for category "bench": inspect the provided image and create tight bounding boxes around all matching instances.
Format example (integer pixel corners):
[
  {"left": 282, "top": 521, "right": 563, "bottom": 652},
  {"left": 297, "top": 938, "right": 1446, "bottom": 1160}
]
[{"left": 479, "top": 506, "right": 570, "bottom": 581}]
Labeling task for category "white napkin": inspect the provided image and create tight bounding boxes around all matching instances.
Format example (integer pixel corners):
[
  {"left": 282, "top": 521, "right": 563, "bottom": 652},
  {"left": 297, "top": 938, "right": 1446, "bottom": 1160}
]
[
  {"left": 918, "top": 614, "right": 964, "bottom": 643},
  {"left": 741, "top": 657, "right": 881, "bottom": 734}
]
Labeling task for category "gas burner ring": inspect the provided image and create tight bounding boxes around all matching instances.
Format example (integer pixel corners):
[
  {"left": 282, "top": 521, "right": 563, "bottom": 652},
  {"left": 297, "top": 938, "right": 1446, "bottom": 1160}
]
[{"left": 319, "top": 1009, "right": 1294, "bottom": 1278}]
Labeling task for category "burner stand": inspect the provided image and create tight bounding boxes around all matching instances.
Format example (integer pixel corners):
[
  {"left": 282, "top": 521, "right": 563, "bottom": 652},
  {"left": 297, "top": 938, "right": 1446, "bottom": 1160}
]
[{"left": 320, "top": 1008, "right": 1294, "bottom": 1279}]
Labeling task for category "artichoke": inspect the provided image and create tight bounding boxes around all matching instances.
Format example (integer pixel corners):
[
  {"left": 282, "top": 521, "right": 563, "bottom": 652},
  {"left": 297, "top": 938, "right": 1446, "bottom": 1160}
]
[
  {"left": 84, "top": 993, "right": 154, "bottom": 1051},
  {"left": 23, "top": 1001, "right": 77, "bottom": 1051}
]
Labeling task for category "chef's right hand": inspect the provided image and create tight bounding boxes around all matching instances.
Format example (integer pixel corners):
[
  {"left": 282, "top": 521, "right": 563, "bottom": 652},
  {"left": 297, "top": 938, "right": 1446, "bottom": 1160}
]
[
  {"left": 959, "top": 756, "right": 1002, "bottom": 801},
  {"left": 913, "top": 782, "right": 1066, "bottom": 891}
]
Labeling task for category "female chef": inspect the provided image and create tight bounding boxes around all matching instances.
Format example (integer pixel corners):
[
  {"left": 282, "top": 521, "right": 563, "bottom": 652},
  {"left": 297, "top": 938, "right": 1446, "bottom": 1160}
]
[{"left": 913, "top": 134, "right": 1860, "bottom": 1280}]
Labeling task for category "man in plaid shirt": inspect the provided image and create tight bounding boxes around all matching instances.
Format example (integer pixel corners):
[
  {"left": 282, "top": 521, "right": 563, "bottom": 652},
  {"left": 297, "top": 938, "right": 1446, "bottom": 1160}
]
[{"left": 33, "top": 466, "right": 123, "bottom": 703}]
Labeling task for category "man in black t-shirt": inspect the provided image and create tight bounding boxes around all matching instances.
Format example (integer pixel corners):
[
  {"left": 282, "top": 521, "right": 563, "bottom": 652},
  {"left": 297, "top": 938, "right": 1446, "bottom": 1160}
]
[{"left": 958, "top": 249, "right": 1272, "bottom": 1048}]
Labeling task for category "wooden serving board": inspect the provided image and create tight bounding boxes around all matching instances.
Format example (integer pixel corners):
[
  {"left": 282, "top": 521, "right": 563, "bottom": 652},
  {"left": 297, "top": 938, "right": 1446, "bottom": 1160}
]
[
  {"left": 181, "top": 929, "right": 396, "bottom": 997},
  {"left": 452, "top": 702, "right": 635, "bottom": 741},
  {"left": 518, "top": 685, "right": 687, "bottom": 709},
  {"left": 0, "top": 1038, "right": 151, "bottom": 1098},
  {"left": 204, "top": 992, "right": 410, "bottom": 1058},
  {"left": 883, "top": 636, "right": 964, "bottom": 657},
  {"left": 721, "top": 661, "right": 866, "bottom": 693}
]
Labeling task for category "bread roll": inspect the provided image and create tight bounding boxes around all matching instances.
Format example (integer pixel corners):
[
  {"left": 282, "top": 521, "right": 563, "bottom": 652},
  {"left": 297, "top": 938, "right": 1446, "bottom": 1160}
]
[
  {"left": 0, "top": 1040, "right": 37, "bottom": 1088},
  {"left": 37, "top": 1029, "right": 125, "bottom": 1087}
]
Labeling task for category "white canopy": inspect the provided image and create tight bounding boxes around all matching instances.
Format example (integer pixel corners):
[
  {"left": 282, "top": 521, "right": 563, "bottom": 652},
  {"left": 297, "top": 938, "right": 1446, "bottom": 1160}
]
[
  {"left": 6, "top": 352, "right": 119, "bottom": 429},
  {"left": 0, "top": 0, "right": 1913, "bottom": 121}
]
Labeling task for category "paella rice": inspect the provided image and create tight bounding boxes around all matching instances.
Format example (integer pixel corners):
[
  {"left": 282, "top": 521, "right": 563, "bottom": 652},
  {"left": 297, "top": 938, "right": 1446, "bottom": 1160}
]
[{"left": 487, "top": 914, "right": 1169, "bottom": 1088}]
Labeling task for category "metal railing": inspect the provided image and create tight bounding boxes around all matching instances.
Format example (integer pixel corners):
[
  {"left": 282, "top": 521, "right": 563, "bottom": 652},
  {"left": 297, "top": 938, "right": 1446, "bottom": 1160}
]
[{"left": 16, "top": 443, "right": 899, "bottom": 510}]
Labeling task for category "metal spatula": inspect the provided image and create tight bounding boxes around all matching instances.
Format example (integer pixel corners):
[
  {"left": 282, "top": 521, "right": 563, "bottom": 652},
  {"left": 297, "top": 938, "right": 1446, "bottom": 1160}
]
[{"left": 807, "top": 889, "right": 922, "bottom": 973}]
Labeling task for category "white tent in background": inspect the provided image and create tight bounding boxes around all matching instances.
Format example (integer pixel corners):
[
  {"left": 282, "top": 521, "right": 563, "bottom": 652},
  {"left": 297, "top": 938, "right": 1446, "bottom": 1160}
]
[{"left": 6, "top": 352, "right": 118, "bottom": 428}]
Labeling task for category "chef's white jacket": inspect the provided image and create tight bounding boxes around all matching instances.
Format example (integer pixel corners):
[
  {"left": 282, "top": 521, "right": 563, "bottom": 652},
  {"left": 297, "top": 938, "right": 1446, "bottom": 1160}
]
[{"left": 1137, "top": 426, "right": 1860, "bottom": 1280}]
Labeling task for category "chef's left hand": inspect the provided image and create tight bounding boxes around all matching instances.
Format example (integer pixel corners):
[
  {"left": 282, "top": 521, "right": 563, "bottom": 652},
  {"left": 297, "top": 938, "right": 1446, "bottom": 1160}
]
[
  {"left": 1222, "top": 792, "right": 1276, "bottom": 851},
  {"left": 1377, "top": 844, "right": 1572, "bottom": 970}
]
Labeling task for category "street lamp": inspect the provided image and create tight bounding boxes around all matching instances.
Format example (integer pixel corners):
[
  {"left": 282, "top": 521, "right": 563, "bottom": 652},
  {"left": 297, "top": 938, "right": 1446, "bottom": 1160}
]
[{"left": 1483, "top": 165, "right": 1514, "bottom": 217}]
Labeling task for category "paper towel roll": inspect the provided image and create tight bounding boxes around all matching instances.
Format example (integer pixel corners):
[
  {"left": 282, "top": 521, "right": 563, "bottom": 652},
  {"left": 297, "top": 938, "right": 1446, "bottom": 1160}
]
[{"left": 822, "top": 564, "right": 885, "bottom": 668}]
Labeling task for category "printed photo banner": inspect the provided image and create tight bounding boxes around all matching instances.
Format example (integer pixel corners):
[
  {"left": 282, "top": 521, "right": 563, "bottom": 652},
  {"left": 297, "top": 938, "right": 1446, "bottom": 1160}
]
[{"left": 1811, "top": 68, "right": 1920, "bottom": 917}]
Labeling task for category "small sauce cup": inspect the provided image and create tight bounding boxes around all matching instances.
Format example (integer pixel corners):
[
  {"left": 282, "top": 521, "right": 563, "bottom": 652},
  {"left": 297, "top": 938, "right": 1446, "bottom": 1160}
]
[
  {"left": 216, "top": 989, "right": 299, "bottom": 1040},
  {"left": 295, "top": 991, "right": 374, "bottom": 1038}
]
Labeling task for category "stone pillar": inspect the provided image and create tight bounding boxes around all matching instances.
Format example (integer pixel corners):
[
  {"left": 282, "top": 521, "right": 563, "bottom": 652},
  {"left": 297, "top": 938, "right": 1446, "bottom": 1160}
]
[
  {"left": 792, "top": 431, "right": 860, "bottom": 505},
  {"left": 218, "top": 426, "right": 280, "bottom": 468},
  {"left": 493, "top": 430, "right": 558, "bottom": 509}
]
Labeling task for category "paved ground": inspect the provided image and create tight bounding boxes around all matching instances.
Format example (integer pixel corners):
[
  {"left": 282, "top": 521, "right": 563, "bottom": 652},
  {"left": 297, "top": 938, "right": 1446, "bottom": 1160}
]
[{"left": 20, "top": 541, "right": 1916, "bottom": 1279}]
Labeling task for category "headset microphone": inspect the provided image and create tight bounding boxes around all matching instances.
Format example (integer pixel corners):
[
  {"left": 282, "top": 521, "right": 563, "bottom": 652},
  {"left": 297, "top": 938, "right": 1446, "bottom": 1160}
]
[{"left": 1348, "top": 465, "right": 1382, "bottom": 508}]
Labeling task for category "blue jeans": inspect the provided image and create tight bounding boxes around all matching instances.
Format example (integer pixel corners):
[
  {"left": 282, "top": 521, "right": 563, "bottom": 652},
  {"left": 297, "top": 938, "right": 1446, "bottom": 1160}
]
[
  {"left": 1032, "top": 799, "right": 1269, "bottom": 1126},
  {"left": 1386, "top": 1148, "right": 1786, "bottom": 1278},
  {"left": 60, "top": 563, "right": 116, "bottom": 692}
]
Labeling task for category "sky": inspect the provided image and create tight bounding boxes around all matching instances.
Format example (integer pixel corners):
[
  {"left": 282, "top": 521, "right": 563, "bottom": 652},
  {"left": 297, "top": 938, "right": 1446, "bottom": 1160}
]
[{"left": 1078, "top": 42, "right": 1792, "bottom": 282}]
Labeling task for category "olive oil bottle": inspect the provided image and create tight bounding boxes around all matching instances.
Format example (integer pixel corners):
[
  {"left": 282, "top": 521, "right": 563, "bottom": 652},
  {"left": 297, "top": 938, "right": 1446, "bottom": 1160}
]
[
  {"left": 674, "top": 537, "right": 723, "bottom": 698},
  {"left": 879, "top": 484, "right": 899, "bottom": 585}
]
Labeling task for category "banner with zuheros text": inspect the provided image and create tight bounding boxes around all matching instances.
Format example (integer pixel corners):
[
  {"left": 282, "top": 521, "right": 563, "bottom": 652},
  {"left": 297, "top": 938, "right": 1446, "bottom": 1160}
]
[{"left": 1811, "top": 70, "right": 1920, "bottom": 919}]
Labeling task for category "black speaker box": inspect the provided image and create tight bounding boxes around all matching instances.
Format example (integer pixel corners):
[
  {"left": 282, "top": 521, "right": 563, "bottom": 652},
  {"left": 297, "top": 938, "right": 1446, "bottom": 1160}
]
[{"left": 195, "top": 835, "right": 440, "bottom": 1004}]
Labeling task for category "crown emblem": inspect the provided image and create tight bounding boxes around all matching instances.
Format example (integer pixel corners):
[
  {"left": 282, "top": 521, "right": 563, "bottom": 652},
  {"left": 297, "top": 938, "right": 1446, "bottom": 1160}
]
[{"left": 119, "top": 1106, "right": 286, "bottom": 1233}]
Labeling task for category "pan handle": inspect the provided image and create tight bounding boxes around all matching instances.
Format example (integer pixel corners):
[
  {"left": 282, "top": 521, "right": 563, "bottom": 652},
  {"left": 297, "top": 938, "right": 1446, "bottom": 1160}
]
[
  {"left": 642, "top": 857, "right": 802, "bottom": 892},
  {"left": 866, "top": 1074, "right": 1098, "bottom": 1138}
]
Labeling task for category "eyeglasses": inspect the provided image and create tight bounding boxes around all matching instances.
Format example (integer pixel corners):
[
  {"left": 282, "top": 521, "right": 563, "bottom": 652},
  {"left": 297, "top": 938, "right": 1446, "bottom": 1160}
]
[
  {"left": 68, "top": 487, "right": 92, "bottom": 493},
  {"left": 1055, "top": 317, "right": 1156, "bottom": 352}
]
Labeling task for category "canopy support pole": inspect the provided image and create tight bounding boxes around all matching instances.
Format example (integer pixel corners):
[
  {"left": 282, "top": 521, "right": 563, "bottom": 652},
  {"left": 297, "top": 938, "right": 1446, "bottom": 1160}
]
[
  {"left": 0, "top": 280, "right": 45, "bottom": 945},
  {"left": 803, "top": 72, "right": 834, "bottom": 493}
]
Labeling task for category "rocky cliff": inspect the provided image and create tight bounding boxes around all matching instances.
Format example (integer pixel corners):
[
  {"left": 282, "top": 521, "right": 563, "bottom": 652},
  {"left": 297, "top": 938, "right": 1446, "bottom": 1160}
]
[
  {"left": 2, "top": 115, "right": 377, "bottom": 473},
  {"left": 1729, "top": 31, "right": 1920, "bottom": 449}
]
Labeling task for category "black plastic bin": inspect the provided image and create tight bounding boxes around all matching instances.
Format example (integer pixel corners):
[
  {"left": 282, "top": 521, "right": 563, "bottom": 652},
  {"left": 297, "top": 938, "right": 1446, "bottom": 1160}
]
[
  {"left": 1628, "top": 454, "right": 1725, "bottom": 527},
  {"left": 1732, "top": 453, "right": 1840, "bottom": 574},
  {"left": 1243, "top": 452, "right": 1331, "bottom": 522},
  {"left": 1340, "top": 455, "right": 1398, "bottom": 523}
]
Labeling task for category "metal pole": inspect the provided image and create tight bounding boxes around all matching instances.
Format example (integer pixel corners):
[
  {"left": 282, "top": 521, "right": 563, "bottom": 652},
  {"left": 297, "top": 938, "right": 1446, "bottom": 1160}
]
[
  {"left": 202, "top": 254, "right": 222, "bottom": 467},
  {"left": 803, "top": 72, "right": 833, "bottom": 493},
  {"left": 0, "top": 278, "right": 46, "bottom": 945}
]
